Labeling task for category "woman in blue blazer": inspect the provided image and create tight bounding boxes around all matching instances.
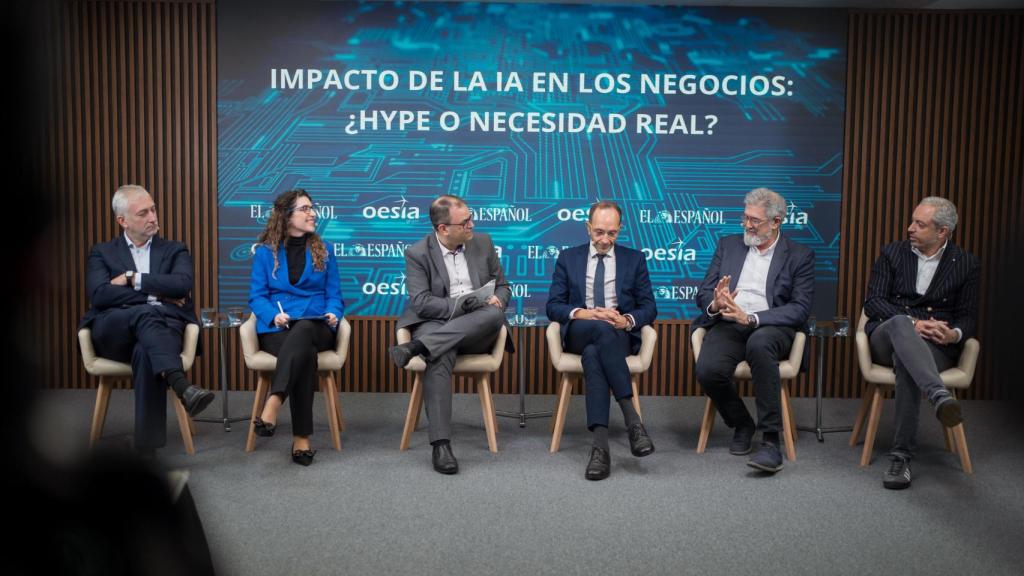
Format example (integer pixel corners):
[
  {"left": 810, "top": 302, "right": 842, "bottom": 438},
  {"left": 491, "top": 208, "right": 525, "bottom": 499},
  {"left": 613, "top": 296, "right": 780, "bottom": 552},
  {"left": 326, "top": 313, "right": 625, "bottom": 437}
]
[{"left": 249, "top": 189, "right": 344, "bottom": 465}]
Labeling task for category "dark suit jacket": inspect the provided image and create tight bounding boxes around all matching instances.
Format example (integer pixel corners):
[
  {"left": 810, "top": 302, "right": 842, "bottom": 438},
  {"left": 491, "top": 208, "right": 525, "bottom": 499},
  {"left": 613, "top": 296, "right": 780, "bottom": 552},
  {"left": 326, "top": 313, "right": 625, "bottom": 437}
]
[
  {"left": 80, "top": 235, "right": 199, "bottom": 329},
  {"left": 398, "top": 232, "right": 513, "bottom": 350},
  {"left": 864, "top": 240, "right": 980, "bottom": 357},
  {"left": 692, "top": 233, "right": 815, "bottom": 330},
  {"left": 545, "top": 243, "right": 658, "bottom": 355}
]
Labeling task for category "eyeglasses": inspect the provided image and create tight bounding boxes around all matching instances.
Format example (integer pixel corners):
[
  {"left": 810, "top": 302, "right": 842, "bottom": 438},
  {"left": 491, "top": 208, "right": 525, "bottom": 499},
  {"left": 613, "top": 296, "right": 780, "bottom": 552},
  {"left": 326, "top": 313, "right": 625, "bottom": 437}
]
[
  {"left": 290, "top": 204, "right": 318, "bottom": 215},
  {"left": 589, "top": 227, "right": 621, "bottom": 239},
  {"left": 741, "top": 215, "right": 767, "bottom": 227},
  {"left": 445, "top": 215, "right": 474, "bottom": 228}
]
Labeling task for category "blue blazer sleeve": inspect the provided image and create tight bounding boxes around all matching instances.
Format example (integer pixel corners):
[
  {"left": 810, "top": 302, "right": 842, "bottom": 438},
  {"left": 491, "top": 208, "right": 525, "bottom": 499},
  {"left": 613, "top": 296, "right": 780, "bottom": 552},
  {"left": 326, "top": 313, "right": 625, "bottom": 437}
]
[
  {"left": 625, "top": 253, "right": 657, "bottom": 329},
  {"left": 248, "top": 246, "right": 279, "bottom": 330},
  {"left": 86, "top": 244, "right": 149, "bottom": 311},
  {"left": 325, "top": 247, "right": 345, "bottom": 320}
]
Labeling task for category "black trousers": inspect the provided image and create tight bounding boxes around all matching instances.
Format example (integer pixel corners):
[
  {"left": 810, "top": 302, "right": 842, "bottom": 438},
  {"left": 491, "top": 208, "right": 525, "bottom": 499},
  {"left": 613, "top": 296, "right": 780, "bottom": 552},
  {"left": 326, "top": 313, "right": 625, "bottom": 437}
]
[
  {"left": 90, "top": 305, "right": 186, "bottom": 450},
  {"left": 258, "top": 320, "right": 334, "bottom": 437},
  {"left": 566, "top": 319, "right": 633, "bottom": 430},
  {"left": 694, "top": 322, "right": 795, "bottom": 434}
]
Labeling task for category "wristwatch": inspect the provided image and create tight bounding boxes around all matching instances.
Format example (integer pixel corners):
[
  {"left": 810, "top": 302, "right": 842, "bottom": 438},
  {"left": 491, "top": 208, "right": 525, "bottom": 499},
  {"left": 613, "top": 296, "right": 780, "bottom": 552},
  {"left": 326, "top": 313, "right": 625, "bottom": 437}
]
[
  {"left": 125, "top": 270, "right": 135, "bottom": 286},
  {"left": 746, "top": 314, "right": 757, "bottom": 327}
]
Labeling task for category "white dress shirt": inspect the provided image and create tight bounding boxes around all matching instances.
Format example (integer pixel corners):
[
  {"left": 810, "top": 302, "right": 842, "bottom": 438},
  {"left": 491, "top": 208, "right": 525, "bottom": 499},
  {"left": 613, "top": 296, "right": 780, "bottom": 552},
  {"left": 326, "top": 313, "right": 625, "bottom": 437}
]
[
  {"left": 125, "top": 233, "right": 159, "bottom": 306},
  {"left": 436, "top": 233, "right": 474, "bottom": 298},
  {"left": 708, "top": 234, "right": 779, "bottom": 326},
  {"left": 911, "top": 241, "right": 960, "bottom": 342}
]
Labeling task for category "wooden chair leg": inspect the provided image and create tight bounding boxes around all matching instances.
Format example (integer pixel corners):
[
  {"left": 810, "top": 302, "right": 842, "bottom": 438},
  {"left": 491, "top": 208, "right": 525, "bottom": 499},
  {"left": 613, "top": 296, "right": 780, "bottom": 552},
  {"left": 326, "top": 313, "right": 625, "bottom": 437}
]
[
  {"left": 89, "top": 378, "right": 112, "bottom": 447},
  {"left": 849, "top": 383, "right": 875, "bottom": 446},
  {"left": 943, "top": 426, "right": 956, "bottom": 453},
  {"left": 246, "top": 373, "right": 270, "bottom": 453},
  {"left": 478, "top": 374, "right": 499, "bottom": 453},
  {"left": 321, "top": 374, "right": 342, "bottom": 451},
  {"left": 549, "top": 374, "right": 574, "bottom": 453},
  {"left": 170, "top": 391, "right": 196, "bottom": 456},
  {"left": 859, "top": 386, "right": 885, "bottom": 466},
  {"left": 780, "top": 385, "right": 796, "bottom": 461},
  {"left": 630, "top": 376, "right": 643, "bottom": 422},
  {"left": 696, "top": 397, "right": 715, "bottom": 454},
  {"left": 400, "top": 374, "right": 423, "bottom": 451},
  {"left": 951, "top": 423, "right": 972, "bottom": 474},
  {"left": 335, "top": 378, "right": 346, "bottom": 432}
]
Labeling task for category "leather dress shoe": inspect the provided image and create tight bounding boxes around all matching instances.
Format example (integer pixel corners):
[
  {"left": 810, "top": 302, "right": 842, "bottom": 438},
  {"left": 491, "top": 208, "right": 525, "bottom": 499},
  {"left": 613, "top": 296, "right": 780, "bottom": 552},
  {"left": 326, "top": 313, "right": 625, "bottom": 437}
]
[
  {"left": 291, "top": 445, "right": 317, "bottom": 466},
  {"left": 747, "top": 442, "right": 784, "bottom": 474},
  {"left": 627, "top": 423, "right": 655, "bottom": 457},
  {"left": 389, "top": 343, "right": 415, "bottom": 369},
  {"left": 432, "top": 443, "right": 459, "bottom": 475},
  {"left": 729, "top": 426, "right": 756, "bottom": 455},
  {"left": 180, "top": 385, "right": 215, "bottom": 417},
  {"left": 585, "top": 446, "right": 611, "bottom": 481},
  {"left": 253, "top": 416, "right": 276, "bottom": 437}
]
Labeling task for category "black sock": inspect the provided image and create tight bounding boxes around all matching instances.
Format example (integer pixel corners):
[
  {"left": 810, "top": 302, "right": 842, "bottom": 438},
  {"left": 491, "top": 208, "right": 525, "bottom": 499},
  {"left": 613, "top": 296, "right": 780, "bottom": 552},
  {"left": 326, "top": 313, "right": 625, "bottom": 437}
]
[
  {"left": 164, "top": 369, "right": 191, "bottom": 396},
  {"left": 763, "top": 431, "right": 780, "bottom": 446},
  {"left": 430, "top": 439, "right": 450, "bottom": 447},
  {"left": 591, "top": 425, "right": 609, "bottom": 452},
  {"left": 618, "top": 397, "right": 641, "bottom": 428},
  {"left": 408, "top": 339, "right": 428, "bottom": 357}
]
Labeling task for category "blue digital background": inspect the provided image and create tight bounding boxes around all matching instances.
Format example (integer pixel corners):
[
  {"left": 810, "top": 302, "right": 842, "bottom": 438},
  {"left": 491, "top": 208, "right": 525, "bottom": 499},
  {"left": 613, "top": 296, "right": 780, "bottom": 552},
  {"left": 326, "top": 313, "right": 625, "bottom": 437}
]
[{"left": 218, "top": 0, "right": 846, "bottom": 319}]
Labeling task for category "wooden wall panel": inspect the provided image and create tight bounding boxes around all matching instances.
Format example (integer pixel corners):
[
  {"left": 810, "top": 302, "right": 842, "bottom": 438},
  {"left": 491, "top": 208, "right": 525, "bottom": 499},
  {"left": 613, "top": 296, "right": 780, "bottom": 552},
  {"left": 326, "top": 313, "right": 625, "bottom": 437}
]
[{"left": 42, "top": 4, "right": 1022, "bottom": 401}]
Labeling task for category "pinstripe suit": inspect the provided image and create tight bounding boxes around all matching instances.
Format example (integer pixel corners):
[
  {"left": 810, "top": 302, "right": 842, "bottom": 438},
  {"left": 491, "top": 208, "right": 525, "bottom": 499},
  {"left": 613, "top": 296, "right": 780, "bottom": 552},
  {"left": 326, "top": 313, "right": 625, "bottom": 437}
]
[{"left": 863, "top": 239, "right": 980, "bottom": 458}]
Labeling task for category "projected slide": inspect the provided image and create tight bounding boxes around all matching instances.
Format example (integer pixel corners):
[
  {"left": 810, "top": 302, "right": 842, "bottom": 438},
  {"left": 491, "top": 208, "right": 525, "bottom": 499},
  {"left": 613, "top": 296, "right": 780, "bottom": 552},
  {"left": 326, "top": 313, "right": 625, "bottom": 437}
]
[{"left": 218, "top": 0, "right": 846, "bottom": 319}]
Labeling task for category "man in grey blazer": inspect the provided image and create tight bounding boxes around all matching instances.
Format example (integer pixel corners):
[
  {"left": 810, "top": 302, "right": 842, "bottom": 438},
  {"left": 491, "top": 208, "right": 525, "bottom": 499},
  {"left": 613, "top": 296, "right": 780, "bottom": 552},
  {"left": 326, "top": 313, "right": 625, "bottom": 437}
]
[
  {"left": 864, "top": 197, "right": 980, "bottom": 490},
  {"left": 389, "top": 195, "right": 511, "bottom": 474}
]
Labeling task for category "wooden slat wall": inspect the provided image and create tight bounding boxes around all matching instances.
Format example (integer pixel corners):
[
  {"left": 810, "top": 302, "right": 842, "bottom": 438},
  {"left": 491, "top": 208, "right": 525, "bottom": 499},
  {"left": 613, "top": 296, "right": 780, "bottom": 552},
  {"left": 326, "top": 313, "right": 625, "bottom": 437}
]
[{"left": 42, "top": 4, "right": 1022, "bottom": 400}]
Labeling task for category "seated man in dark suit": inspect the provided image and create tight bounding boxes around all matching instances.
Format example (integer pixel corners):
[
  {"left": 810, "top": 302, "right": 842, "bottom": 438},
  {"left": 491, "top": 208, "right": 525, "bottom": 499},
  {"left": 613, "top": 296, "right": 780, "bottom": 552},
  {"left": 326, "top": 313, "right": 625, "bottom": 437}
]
[
  {"left": 693, "top": 188, "right": 815, "bottom": 474},
  {"left": 546, "top": 200, "right": 658, "bottom": 481},
  {"left": 388, "top": 195, "right": 512, "bottom": 475},
  {"left": 864, "top": 196, "right": 979, "bottom": 490},
  {"left": 80, "top": 185, "right": 214, "bottom": 455}
]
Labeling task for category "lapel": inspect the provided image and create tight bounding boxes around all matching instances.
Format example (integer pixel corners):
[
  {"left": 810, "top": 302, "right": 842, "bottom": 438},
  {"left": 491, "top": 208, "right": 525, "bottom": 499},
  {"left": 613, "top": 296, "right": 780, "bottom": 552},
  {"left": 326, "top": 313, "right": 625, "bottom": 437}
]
[
  {"left": 572, "top": 244, "right": 589, "bottom": 306},
  {"left": 426, "top": 234, "right": 451, "bottom": 297},
  {"left": 614, "top": 246, "right": 626, "bottom": 304},
  {"left": 765, "top": 234, "right": 789, "bottom": 301},
  {"left": 149, "top": 236, "right": 165, "bottom": 273},
  {"left": 723, "top": 236, "right": 747, "bottom": 291},
  {"left": 464, "top": 237, "right": 482, "bottom": 289},
  {"left": 114, "top": 235, "right": 137, "bottom": 272}
]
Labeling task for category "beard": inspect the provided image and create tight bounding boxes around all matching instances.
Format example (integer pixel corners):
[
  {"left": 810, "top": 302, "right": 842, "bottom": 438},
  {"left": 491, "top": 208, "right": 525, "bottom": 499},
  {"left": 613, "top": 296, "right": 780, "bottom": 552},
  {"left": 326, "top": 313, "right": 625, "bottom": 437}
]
[{"left": 743, "top": 230, "right": 769, "bottom": 247}]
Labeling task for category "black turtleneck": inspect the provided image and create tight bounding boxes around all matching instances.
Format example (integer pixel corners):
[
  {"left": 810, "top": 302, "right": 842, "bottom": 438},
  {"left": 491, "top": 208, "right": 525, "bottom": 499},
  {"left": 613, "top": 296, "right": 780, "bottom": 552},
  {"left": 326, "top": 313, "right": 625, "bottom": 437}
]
[{"left": 286, "top": 235, "right": 307, "bottom": 285}]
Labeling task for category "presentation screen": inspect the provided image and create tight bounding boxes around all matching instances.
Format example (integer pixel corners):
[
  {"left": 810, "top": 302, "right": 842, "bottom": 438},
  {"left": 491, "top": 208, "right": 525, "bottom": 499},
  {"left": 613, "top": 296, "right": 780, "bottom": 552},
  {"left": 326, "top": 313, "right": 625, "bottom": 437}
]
[{"left": 218, "top": 0, "right": 846, "bottom": 320}]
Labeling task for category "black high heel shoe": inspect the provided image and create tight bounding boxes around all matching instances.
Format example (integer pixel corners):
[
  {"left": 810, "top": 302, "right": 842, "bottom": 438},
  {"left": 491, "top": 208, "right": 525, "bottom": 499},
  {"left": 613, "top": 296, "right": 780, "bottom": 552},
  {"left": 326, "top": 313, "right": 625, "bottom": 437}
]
[
  {"left": 291, "top": 445, "right": 317, "bottom": 466},
  {"left": 253, "top": 416, "right": 276, "bottom": 437}
]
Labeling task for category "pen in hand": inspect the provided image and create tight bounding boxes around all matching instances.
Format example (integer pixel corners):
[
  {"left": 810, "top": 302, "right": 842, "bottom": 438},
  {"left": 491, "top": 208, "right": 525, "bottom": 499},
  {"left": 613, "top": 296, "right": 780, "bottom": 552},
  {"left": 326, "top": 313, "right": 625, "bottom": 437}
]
[{"left": 277, "top": 301, "right": 289, "bottom": 329}]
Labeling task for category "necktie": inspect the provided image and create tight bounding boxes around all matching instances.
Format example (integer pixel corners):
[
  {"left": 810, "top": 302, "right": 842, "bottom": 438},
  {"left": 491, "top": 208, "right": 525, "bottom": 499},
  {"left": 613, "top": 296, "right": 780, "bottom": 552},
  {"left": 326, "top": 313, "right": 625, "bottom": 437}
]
[{"left": 593, "top": 253, "right": 607, "bottom": 308}]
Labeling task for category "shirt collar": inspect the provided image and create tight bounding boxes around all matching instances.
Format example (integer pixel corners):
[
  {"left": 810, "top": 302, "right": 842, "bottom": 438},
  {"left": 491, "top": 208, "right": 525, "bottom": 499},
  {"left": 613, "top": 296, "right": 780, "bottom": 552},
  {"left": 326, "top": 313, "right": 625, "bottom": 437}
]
[
  {"left": 588, "top": 243, "right": 615, "bottom": 260},
  {"left": 911, "top": 240, "right": 947, "bottom": 262},
  {"left": 435, "top": 233, "right": 463, "bottom": 256},
  {"left": 124, "top": 232, "right": 153, "bottom": 251}
]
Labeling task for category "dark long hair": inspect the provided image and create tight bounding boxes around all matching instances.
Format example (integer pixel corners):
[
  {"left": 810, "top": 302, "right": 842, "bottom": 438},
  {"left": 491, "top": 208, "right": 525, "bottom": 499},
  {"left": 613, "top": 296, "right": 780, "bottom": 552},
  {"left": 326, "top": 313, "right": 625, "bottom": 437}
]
[{"left": 256, "top": 189, "right": 327, "bottom": 278}]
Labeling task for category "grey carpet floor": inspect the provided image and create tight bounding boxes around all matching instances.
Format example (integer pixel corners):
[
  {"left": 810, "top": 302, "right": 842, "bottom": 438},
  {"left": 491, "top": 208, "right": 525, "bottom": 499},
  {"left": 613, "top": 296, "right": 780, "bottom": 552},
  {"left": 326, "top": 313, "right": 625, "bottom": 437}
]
[{"left": 30, "top": 390, "right": 1024, "bottom": 576}]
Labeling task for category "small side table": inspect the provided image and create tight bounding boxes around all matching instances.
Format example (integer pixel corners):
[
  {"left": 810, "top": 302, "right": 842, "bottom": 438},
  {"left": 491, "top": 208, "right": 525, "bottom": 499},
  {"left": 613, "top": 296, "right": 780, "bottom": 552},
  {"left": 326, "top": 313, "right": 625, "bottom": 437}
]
[
  {"left": 797, "top": 320, "right": 853, "bottom": 442},
  {"left": 193, "top": 316, "right": 249, "bottom": 431},
  {"left": 495, "top": 318, "right": 553, "bottom": 427}
]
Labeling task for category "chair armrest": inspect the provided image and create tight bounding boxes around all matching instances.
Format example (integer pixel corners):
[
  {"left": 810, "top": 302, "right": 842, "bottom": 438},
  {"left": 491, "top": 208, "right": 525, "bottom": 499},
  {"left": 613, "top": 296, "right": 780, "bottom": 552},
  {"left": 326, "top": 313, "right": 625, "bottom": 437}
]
[
  {"left": 787, "top": 331, "right": 806, "bottom": 372},
  {"left": 397, "top": 327, "right": 411, "bottom": 345},
  {"left": 181, "top": 324, "right": 200, "bottom": 371},
  {"left": 545, "top": 322, "right": 563, "bottom": 368},
  {"left": 78, "top": 328, "right": 97, "bottom": 371},
  {"left": 239, "top": 314, "right": 260, "bottom": 365},
  {"left": 690, "top": 326, "right": 706, "bottom": 363},
  {"left": 334, "top": 318, "right": 352, "bottom": 367},
  {"left": 636, "top": 325, "right": 658, "bottom": 368},
  {"left": 958, "top": 338, "right": 980, "bottom": 381}
]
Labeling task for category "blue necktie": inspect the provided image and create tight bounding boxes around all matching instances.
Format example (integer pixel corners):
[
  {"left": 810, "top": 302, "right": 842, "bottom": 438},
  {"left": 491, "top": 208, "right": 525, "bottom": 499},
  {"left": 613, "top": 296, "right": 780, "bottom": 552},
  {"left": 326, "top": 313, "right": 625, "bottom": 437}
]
[{"left": 593, "top": 254, "right": 607, "bottom": 308}]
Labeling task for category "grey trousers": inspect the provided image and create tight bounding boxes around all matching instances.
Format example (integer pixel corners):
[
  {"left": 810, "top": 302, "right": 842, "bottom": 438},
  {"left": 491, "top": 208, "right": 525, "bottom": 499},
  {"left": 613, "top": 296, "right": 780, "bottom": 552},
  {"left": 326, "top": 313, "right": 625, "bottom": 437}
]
[
  {"left": 869, "top": 316, "right": 956, "bottom": 459},
  {"left": 411, "top": 305, "right": 505, "bottom": 442}
]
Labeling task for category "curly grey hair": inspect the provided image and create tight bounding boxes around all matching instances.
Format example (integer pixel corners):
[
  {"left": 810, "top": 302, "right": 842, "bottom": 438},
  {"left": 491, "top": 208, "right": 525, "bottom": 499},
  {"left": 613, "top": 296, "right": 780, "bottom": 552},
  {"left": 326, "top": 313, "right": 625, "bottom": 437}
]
[
  {"left": 919, "top": 196, "right": 958, "bottom": 233},
  {"left": 744, "top": 187, "right": 787, "bottom": 221}
]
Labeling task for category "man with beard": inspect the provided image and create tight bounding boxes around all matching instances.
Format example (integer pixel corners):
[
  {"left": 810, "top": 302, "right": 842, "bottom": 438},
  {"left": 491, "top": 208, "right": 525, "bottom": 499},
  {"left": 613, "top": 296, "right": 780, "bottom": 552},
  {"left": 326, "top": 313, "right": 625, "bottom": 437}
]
[{"left": 692, "top": 188, "right": 815, "bottom": 474}]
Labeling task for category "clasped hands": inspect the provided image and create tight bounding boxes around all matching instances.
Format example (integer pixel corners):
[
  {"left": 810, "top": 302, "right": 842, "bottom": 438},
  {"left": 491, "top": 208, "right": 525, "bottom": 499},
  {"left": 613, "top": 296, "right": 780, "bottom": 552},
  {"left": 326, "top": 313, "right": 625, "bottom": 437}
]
[
  {"left": 709, "top": 275, "right": 753, "bottom": 326},
  {"left": 578, "top": 307, "right": 631, "bottom": 330},
  {"left": 913, "top": 317, "right": 958, "bottom": 345}
]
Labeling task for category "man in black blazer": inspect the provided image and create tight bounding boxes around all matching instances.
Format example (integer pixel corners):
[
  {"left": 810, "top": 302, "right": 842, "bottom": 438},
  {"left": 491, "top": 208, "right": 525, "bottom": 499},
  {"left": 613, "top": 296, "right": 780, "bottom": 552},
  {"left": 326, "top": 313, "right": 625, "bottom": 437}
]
[
  {"left": 864, "top": 196, "right": 980, "bottom": 490},
  {"left": 388, "top": 194, "right": 511, "bottom": 475},
  {"left": 546, "top": 200, "right": 658, "bottom": 480},
  {"left": 693, "top": 188, "right": 815, "bottom": 474},
  {"left": 80, "top": 185, "right": 214, "bottom": 454}
]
